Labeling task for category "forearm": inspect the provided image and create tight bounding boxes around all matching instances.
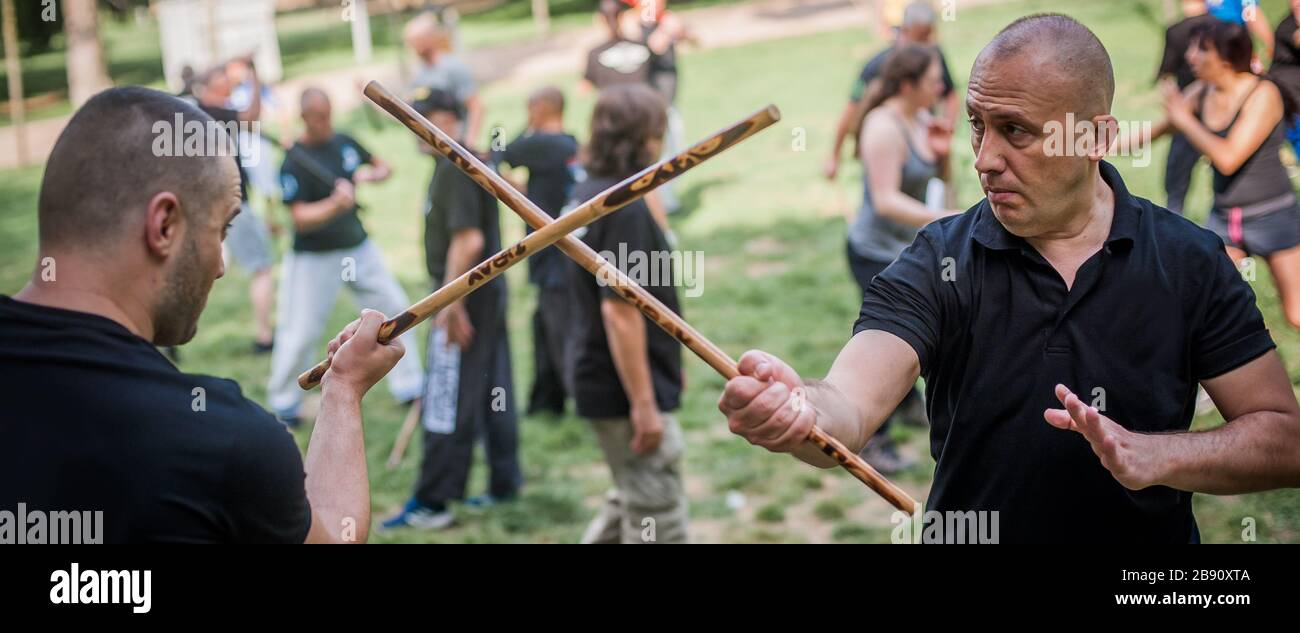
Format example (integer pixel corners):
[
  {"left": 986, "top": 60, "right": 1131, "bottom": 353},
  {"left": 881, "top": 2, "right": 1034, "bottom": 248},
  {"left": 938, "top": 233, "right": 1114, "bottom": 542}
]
[
  {"left": 790, "top": 378, "right": 886, "bottom": 468},
  {"left": 829, "top": 103, "right": 855, "bottom": 162},
  {"left": 878, "top": 191, "right": 953, "bottom": 227},
  {"left": 466, "top": 97, "right": 485, "bottom": 148},
  {"left": 241, "top": 76, "right": 262, "bottom": 122},
  {"left": 303, "top": 383, "right": 369, "bottom": 543},
  {"left": 442, "top": 230, "right": 485, "bottom": 288},
  {"left": 1153, "top": 411, "right": 1300, "bottom": 494},
  {"left": 1177, "top": 118, "right": 1239, "bottom": 174},
  {"left": 292, "top": 199, "right": 343, "bottom": 232},
  {"left": 792, "top": 330, "right": 922, "bottom": 467},
  {"left": 602, "top": 302, "right": 657, "bottom": 408}
]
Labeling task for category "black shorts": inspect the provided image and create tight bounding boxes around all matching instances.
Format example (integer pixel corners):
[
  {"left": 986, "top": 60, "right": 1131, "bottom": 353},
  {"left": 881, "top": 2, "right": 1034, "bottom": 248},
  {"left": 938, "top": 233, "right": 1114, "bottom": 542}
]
[
  {"left": 846, "top": 242, "right": 892, "bottom": 296},
  {"left": 1205, "top": 205, "right": 1300, "bottom": 257}
]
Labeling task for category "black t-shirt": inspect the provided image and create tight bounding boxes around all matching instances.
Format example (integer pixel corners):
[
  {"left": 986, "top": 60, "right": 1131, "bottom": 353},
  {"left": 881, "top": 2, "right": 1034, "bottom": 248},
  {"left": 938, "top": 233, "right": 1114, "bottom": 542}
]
[
  {"left": 1159, "top": 13, "right": 1222, "bottom": 88},
  {"left": 566, "top": 175, "right": 683, "bottom": 418},
  {"left": 0, "top": 296, "right": 311, "bottom": 543},
  {"left": 584, "top": 39, "right": 653, "bottom": 90},
  {"left": 853, "top": 162, "right": 1275, "bottom": 543},
  {"left": 1272, "top": 14, "right": 1300, "bottom": 108},
  {"left": 492, "top": 130, "right": 580, "bottom": 288},
  {"left": 198, "top": 104, "right": 249, "bottom": 202},
  {"left": 281, "top": 133, "right": 371, "bottom": 252},
  {"left": 425, "top": 154, "right": 503, "bottom": 290},
  {"left": 641, "top": 21, "right": 679, "bottom": 104},
  {"left": 850, "top": 45, "right": 956, "bottom": 103}
]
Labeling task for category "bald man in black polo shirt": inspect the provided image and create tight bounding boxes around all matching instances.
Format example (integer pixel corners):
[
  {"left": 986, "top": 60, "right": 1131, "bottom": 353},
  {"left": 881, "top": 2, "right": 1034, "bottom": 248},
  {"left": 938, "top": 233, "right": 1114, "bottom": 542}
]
[{"left": 720, "top": 14, "right": 1300, "bottom": 543}]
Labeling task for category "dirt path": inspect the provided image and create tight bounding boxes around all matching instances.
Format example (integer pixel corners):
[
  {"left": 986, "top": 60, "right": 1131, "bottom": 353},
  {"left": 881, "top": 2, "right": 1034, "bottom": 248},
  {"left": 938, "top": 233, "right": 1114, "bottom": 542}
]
[{"left": 0, "top": 0, "right": 1016, "bottom": 170}]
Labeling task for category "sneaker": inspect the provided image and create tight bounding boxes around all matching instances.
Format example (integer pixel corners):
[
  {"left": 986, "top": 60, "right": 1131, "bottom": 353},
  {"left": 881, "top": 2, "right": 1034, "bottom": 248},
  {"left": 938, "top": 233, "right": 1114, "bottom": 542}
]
[
  {"left": 859, "top": 435, "right": 912, "bottom": 475},
  {"left": 251, "top": 339, "right": 274, "bottom": 354},
  {"left": 379, "top": 498, "right": 453, "bottom": 531},
  {"left": 463, "top": 492, "right": 517, "bottom": 511}
]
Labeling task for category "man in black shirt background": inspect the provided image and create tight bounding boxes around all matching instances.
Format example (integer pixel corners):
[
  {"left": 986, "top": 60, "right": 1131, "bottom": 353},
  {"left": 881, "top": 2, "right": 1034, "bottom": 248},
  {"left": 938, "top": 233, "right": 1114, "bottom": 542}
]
[
  {"left": 267, "top": 88, "right": 425, "bottom": 426},
  {"left": 382, "top": 89, "right": 521, "bottom": 531},
  {"left": 1156, "top": 0, "right": 1222, "bottom": 215},
  {"left": 493, "top": 86, "right": 581, "bottom": 416},
  {"left": 720, "top": 15, "right": 1300, "bottom": 543},
  {"left": 191, "top": 61, "right": 277, "bottom": 352},
  {"left": 0, "top": 87, "right": 404, "bottom": 543},
  {"left": 569, "top": 85, "right": 688, "bottom": 544}
]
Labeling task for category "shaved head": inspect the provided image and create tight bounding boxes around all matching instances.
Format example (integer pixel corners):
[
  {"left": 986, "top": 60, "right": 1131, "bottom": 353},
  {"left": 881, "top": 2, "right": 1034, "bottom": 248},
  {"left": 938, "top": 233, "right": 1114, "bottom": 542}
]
[
  {"left": 965, "top": 14, "right": 1119, "bottom": 240},
  {"left": 975, "top": 13, "right": 1114, "bottom": 119},
  {"left": 35, "top": 86, "right": 240, "bottom": 346},
  {"left": 300, "top": 86, "right": 331, "bottom": 112},
  {"left": 38, "top": 86, "right": 235, "bottom": 254}
]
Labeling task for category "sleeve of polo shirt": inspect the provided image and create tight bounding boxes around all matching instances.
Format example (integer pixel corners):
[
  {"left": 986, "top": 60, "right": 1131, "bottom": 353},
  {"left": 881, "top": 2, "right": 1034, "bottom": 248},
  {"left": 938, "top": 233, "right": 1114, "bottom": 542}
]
[
  {"left": 852, "top": 230, "right": 945, "bottom": 372},
  {"left": 1192, "top": 249, "right": 1276, "bottom": 379}
]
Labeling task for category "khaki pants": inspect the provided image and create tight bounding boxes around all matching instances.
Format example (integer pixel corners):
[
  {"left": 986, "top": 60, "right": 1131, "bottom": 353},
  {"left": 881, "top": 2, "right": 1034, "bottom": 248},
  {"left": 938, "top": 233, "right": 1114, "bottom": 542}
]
[{"left": 580, "top": 414, "right": 689, "bottom": 544}]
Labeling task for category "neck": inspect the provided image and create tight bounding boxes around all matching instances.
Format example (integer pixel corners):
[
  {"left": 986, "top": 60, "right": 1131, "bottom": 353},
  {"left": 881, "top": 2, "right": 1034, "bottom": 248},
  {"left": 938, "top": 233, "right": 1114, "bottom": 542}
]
[
  {"left": 886, "top": 96, "right": 921, "bottom": 119},
  {"left": 532, "top": 118, "right": 563, "bottom": 134},
  {"left": 1206, "top": 67, "right": 1241, "bottom": 91},
  {"left": 303, "top": 130, "right": 333, "bottom": 145},
  {"left": 1025, "top": 167, "right": 1115, "bottom": 255},
  {"left": 14, "top": 255, "right": 156, "bottom": 341},
  {"left": 1184, "top": 4, "right": 1207, "bottom": 17}
]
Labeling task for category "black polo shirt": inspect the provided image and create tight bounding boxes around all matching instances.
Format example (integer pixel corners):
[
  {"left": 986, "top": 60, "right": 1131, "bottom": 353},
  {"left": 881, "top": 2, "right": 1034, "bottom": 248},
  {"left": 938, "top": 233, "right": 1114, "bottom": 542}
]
[{"left": 854, "top": 161, "right": 1275, "bottom": 543}]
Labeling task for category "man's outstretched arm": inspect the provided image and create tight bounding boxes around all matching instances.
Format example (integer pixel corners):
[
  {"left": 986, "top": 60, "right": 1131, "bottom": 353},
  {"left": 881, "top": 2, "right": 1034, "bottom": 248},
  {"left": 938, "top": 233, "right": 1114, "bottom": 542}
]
[
  {"left": 1045, "top": 351, "right": 1300, "bottom": 494},
  {"left": 719, "top": 329, "right": 920, "bottom": 468}
]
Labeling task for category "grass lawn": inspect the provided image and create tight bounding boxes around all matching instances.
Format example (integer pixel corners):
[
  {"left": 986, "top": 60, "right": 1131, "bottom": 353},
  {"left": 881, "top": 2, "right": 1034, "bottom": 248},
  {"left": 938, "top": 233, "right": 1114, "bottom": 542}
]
[{"left": 1, "top": 0, "right": 1298, "bottom": 543}]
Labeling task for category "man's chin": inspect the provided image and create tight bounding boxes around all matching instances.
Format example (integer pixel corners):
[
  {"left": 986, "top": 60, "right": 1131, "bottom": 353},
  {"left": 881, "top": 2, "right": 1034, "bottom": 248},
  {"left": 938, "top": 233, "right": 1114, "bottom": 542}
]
[{"left": 990, "top": 203, "right": 1036, "bottom": 237}]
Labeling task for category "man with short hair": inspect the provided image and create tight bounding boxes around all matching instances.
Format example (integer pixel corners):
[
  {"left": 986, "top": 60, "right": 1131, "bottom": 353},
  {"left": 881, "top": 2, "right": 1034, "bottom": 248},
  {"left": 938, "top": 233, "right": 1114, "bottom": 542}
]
[
  {"left": 191, "top": 62, "right": 276, "bottom": 352},
  {"left": 722, "top": 15, "right": 1300, "bottom": 543},
  {"left": 266, "top": 88, "right": 425, "bottom": 427},
  {"left": 0, "top": 87, "right": 402, "bottom": 543},
  {"left": 493, "top": 86, "right": 581, "bottom": 415},
  {"left": 382, "top": 89, "right": 521, "bottom": 531},
  {"left": 404, "top": 12, "right": 484, "bottom": 146}
]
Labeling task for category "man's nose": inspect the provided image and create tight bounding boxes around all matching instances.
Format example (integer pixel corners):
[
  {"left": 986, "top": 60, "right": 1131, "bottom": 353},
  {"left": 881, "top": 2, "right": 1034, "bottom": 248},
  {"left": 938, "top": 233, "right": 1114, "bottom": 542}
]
[{"left": 972, "top": 131, "right": 1005, "bottom": 175}]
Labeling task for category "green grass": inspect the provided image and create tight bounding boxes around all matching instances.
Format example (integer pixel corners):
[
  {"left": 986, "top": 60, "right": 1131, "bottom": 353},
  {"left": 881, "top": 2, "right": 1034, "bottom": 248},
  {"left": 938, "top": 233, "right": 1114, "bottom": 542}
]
[{"left": 2, "top": 0, "right": 1299, "bottom": 543}]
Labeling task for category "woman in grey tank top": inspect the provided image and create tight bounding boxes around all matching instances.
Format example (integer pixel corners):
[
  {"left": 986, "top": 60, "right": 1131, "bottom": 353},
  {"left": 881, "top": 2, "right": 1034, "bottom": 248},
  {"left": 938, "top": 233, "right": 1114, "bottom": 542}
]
[
  {"left": 844, "top": 44, "right": 961, "bottom": 473},
  {"left": 1143, "top": 21, "right": 1300, "bottom": 329}
]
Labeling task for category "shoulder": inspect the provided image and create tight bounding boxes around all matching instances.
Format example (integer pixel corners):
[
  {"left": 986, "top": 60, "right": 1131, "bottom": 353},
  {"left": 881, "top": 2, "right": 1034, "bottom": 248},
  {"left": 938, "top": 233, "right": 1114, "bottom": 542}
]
[
  {"left": 334, "top": 132, "right": 363, "bottom": 149},
  {"left": 183, "top": 373, "right": 285, "bottom": 436},
  {"left": 1248, "top": 78, "right": 1285, "bottom": 110},
  {"left": 862, "top": 109, "right": 905, "bottom": 145}
]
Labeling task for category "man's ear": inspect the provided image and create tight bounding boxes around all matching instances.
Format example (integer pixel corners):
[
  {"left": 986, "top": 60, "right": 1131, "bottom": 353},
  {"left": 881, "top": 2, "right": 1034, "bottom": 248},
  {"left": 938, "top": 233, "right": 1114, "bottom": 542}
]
[
  {"left": 144, "top": 192, "right": 183, "bottom": 259},
  {"left": 1090, "top": 114, "right": 1118, "bottom": 162}
]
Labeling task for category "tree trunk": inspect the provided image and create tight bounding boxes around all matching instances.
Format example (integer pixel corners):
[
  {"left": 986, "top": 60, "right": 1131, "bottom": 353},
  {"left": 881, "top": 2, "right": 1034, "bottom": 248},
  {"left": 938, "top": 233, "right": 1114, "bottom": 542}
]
[{"left": 63, "top": 0, "right": 111, "bottom": 107}]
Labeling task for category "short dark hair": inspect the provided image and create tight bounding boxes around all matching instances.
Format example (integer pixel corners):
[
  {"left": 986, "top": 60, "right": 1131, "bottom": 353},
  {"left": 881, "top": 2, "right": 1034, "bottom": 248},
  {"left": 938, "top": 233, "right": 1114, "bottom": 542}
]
[
  {"left": 38, "top": 86, "right": 234, "bottom": 251},
  {"left": 412, "top": 87, "right": 464, "bottom": 121},
  {"left": 1190, "top": 20, "right": 1253, "bottom": 74},
  {"left": 978, "top": 13, "right": 1114, "bottom": 117},
  {"left": 528, "top": 85, "right": 565, "bottom": 116},
  {"left": 584, "top": 83, "right": 667, "bottom": 178}
]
